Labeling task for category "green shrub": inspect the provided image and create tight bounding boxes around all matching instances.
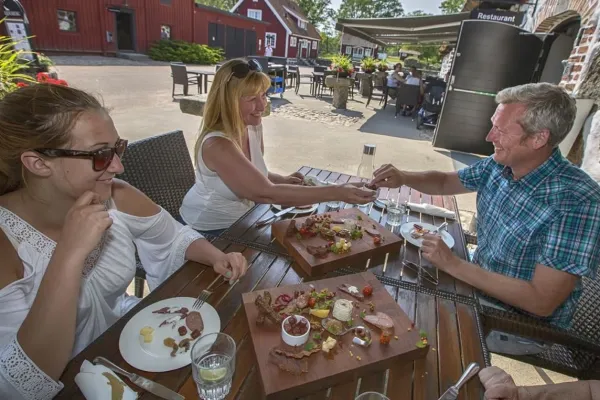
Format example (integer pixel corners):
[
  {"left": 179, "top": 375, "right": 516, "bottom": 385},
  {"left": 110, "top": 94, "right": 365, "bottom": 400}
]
[
  {"left": 404, "top": 57, "right": 420, "bottom": 68},
  {"left": 148, "top": 40, "right": 224, "bottom": 65},
  {"left": 0, "top": 36, "right": 35, "bottom": 98},
  {"left": 36, "top": 52, "right": 54, "bottom": 67}
]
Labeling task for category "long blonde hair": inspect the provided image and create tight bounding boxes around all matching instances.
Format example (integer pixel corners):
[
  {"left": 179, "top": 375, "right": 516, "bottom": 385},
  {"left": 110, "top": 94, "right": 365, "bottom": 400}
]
[{"left": 194, "top": 59, "right": 271, "bottom": 163}]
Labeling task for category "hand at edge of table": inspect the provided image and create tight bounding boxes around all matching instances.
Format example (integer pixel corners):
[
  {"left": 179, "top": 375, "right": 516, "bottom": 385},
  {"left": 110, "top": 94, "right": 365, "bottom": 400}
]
[
  {"left": 212, "top": 252, "right": 248, "bottom": 282},
  {"left": 370, "top": 164, "right": 404, "bottom": 188},
  {"left": 479, "top": 367, "right": 519, "bottom": 400},
  {"left": 286, "top": 171, "right": 305, "bottom": 185},
  {"left": 421, "top": 233, "right": 460, "bottom": 273}
]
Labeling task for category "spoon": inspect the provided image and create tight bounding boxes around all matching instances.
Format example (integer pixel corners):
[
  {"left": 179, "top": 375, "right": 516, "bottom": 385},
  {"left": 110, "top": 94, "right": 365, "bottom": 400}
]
[{"left": 321, "top": 318, "right": 372, "bottom": 346}]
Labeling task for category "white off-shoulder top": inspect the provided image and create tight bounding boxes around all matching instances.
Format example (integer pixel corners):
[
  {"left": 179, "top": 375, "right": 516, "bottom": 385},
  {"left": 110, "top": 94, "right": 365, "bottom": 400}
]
[{"left": 0, "top": 200, "right": 203, "bottom": 399}]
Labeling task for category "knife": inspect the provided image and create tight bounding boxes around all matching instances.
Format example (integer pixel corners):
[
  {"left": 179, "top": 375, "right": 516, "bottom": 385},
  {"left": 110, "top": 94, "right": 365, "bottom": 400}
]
[
  {"left": 93, "top": 357, "right": 184, "bottom": 400},
  {"left": 438, "top": 362, "right": 480, "bottom": 400},
  {"left": 256, "top": 206, "right": 295, "bottom": 227}
]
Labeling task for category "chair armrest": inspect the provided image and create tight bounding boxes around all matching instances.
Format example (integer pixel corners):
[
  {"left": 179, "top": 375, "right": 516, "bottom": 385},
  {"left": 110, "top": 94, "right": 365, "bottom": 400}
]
[{"left": 479, "top": 302, "right": 600, "bottom": 356}]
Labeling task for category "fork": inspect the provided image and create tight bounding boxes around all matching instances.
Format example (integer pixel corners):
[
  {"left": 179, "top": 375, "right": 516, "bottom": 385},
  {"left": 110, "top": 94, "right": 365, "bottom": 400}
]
[{"left": 193, "top": 275, "right": 226, "bottom": 310}]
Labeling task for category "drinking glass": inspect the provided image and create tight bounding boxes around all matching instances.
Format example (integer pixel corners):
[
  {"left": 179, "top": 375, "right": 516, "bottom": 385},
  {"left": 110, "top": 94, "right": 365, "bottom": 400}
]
[
  {"left": 191, "top": 333, "right": 236, "bottom": 400},
  {"left": 326, "top": 180, "right": 341, "bottom": 211},
  {"left": 355, "top": 392, "right": 390, "bottom": 400},
  {"left": 386, "top": 198, "right": 406, "bottom": 227}
]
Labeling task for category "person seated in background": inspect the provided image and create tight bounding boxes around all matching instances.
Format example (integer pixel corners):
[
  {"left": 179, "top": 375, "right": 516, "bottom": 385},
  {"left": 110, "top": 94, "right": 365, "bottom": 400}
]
[
  {"left": 0, "top": 84, "right": 248, "bottom": 399},
  {"left": 371, "top": 83, "right": 600, "bottom": 355},
  {"left": 480, "top": 366, "right": 600, "bottom": 400},
  {"left": 180, "top": 59, "right": 376, "bottom": 235},
  {"left": 386, "top": 63, "right": 405, "bottom": 100}
]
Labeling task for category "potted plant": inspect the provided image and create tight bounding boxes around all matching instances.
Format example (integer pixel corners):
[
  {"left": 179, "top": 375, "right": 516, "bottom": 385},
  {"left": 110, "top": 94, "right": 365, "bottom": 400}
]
[
  {"left": 377, "top": 60, "right": 389, "bottom": 72},
  {"left": 360, "top": 57, "right": 377, "bottom": 74},
  {"left": 330, "top": 55, "right": 354, "bottom": 78}
]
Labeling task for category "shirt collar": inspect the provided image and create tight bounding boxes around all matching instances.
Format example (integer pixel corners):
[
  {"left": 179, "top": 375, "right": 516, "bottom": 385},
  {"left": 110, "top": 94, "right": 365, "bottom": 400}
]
[{"left": 501, "top": 148, "right": 564, "bottom": 189}]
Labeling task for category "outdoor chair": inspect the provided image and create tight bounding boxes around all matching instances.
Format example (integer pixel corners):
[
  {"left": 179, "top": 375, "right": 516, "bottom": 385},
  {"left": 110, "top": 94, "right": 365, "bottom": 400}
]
[
  {"left": 313, "top": 66, "right": 326, "bottom": 73},
  {"left": 170, "top": 63, "right": 200, "bottom": 98},
  {"left": 394, "top": 83, "right": 421, "bottom": 118},
  {"left": 365, "top": 74, "right": 388, "bottom": 108},
  {"left": 472, "top": 231, "right": 600, "bottom": 378},
  {"left": 295, "top": 69, "right": 315, "bottom": 95},
  {"left": 287, "top": 65, "right": 298, "bottom": 88},
  {"left": 118, "top": 130, "right": 196, "bottom": 298},
  {"left": 313, "top": 70, "right": 335, "bottom": 98}
]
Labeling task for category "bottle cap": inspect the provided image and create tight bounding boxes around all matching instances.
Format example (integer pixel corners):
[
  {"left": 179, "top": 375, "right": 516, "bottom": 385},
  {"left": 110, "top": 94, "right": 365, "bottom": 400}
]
[{"left": 362, "top": 144, "right": 376, "bottom": 156}]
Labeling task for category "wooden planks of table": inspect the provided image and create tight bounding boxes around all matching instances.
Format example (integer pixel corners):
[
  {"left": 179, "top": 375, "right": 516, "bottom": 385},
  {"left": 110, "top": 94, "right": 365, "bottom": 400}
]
[{"left": 57, "top": 166, "right": 489, "bottom": 400}]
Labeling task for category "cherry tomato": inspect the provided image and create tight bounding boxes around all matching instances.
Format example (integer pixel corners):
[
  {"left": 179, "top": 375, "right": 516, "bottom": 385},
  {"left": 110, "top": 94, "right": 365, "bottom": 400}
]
[
  {"left": 373, "top": 236, "right": 381, "bottom": 246},
  {"left": 380, "top": 332, "right": 391, "bottom": 345},
  {"left": 362, "top": 285, "right": 373, "bottom": 297},
  {"left": 308, "top": 297, "right": 316, "bottom": 308}
]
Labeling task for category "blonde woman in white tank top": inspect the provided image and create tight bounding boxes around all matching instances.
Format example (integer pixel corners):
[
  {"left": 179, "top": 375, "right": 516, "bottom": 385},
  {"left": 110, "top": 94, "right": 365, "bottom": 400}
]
[{"left": 180, "top": 59, "right": 377, "bottom": 233}]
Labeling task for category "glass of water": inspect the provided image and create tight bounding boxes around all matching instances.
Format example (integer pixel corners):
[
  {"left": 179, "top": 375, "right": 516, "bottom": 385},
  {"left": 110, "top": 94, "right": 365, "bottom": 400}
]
[
  {"left": 326, "top": 181, "right": 341, "bottom": 211},
  {"left": 386, "top": 198, "right": 406, "bottom": 227},
  {"left": 355, "top": 392, "right": 390, "bottom": 400},
  {"left": 191, "top": 333, "right": 236, "bottom": 400}
]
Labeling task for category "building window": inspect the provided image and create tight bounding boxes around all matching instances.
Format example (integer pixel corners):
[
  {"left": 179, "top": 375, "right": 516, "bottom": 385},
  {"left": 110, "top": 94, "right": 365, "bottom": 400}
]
[
  {"left": 290, "top": 36, "right": 297, "bottom": 47},
  {"left": 364, "top": 48, "right": 372, "bottom": 57},
  {"left": 247, "top": 9, "right": 262, "bottom": 20},
  {"left": 353, "top": 47, "right": 364, "bottom": 57},
  {"left": 265, "top": 32, "right": 276, "bottom": 48},
  {"left": 57, "top": 10, "right": 76, "bottom": 32},
  {"left": 161, "top": 25, "right": 171, "bottom": 40},
  {"left": 160, "top": 0, "right": 172, "bottom": 5},
  {"left": 298, "top": 20, "right": 307, "bottom": 29},
  {"left": 312, "top": 40, "right": 317, "bottom": 50},
  {"left": 345, "top": 46, "right": 352, "bottom": 55}
]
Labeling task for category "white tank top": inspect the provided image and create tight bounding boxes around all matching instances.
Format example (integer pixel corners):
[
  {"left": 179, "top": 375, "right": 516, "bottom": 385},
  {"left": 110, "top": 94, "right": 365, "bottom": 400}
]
[{"left": 180, "top": 125, "right": 269, "bottom": 230}]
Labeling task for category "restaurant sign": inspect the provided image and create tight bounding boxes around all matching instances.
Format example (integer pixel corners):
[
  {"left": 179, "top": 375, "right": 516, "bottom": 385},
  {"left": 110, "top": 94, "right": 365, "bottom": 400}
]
[{"left": 470, "top": 9, "right": 525, "bottom": 26}]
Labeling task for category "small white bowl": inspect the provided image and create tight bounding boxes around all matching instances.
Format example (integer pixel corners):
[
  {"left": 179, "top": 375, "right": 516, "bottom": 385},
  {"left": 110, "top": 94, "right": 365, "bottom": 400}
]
[{"left": 281, "top": 315, "right": 310, "bottom": 347}]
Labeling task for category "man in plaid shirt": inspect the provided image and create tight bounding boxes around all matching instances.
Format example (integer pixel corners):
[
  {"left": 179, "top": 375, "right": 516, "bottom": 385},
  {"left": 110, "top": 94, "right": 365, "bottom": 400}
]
[{"left": 372, "top": 83, "right": 600, "bottom": 354}]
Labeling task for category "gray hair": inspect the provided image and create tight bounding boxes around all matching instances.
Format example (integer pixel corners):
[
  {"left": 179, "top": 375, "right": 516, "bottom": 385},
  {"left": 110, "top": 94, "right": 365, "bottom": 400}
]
[{"left": 495, "top": 83, "right": 576, "bottom": 147}]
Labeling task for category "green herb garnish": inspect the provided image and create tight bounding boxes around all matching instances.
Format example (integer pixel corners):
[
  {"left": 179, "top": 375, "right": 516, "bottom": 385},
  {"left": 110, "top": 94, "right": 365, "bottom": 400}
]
[
  {"left": 313, "top": 332, "right": 321, "bottom": 340},
  {"left": 304, "top": 341, "right": 316, "bottom": 351},
  {"left": 359, "top": 311, "right": 366, "bottom": 319},
  {"left": 416, "top": 340, "right": 427, "bottom": 349},
  {"left": 296, "top": 233, "right": 302, "bottom": 240},
  {"left": 419, "top": 330, "right": 428, "bottom": 339}
]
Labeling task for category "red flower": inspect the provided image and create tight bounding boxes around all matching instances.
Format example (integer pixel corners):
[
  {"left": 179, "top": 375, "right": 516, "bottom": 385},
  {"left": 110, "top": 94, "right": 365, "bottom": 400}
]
[
  {"left": 16, "top": 82, "right": 28, "bottom": 88},
  {"left": 36, "top": 72, "right": 49, "bottom": 82},
  {"left": 57, "top": 79, "right": 68, "bottom": 86}
]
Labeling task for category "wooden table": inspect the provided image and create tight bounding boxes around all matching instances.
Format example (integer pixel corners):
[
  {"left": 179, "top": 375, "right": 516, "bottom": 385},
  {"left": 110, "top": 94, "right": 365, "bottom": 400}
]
[{"left": 57, "top": 166, "right": 489, "bottom": 400}]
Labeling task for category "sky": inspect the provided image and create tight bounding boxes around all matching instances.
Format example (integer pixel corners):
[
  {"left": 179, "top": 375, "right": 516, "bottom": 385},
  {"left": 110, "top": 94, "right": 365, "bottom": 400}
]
[{"left": 329, "top": 0, "right": 442, "bottom": 15}]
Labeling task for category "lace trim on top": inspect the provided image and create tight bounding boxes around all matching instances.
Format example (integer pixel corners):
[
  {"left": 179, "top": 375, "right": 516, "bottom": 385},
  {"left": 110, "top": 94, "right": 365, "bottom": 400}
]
[
  {"left": 0, "top": 207, "right": 104, "bottom": 278},
  {"left": 0, "top": 336, "right": 63, "bottom": 400},
  {"left": 173, "top": 227, "right": 203, "bottom": 268}
]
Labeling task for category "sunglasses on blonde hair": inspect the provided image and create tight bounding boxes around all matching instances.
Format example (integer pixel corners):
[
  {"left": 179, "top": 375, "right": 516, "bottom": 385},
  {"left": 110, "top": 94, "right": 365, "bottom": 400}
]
[
  {"left": 35, "top": 138, "right": 128, "bottom": 172},
  {"left": 227, "top": 59, "right": 263, "bottom": 82}
]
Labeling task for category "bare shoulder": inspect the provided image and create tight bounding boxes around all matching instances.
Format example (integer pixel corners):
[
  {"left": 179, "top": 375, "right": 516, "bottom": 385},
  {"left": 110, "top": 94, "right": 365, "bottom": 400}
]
[
  {"left": 111, "top": 179, "right": 161, "bottom": 217},
  {"left": 0, "top": 227, "right": 24, "bottom": 290}
]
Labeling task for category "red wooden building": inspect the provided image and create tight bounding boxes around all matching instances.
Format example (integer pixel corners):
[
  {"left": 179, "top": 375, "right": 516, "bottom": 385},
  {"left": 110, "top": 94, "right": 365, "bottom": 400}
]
[
  {"left": 230, "top": 0, "right": 320, "bottom": 59},
  {"left": 12, "top": 0, "right": 268, "bottom": 58}
]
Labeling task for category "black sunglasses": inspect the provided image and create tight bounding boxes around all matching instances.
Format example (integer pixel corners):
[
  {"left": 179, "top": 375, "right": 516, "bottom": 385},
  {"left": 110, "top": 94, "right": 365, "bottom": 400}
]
[
  {"left": 228, "top": 59, "right": 263, "bottom": 82},
  {"left": 35, "top": 139, "right": 128, "bottom": 172}
]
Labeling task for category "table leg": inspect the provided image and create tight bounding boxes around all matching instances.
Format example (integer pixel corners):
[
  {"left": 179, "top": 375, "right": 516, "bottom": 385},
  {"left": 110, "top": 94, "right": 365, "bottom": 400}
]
[{"left": 204, "top": 75, "right": 208, "bottom": 94}]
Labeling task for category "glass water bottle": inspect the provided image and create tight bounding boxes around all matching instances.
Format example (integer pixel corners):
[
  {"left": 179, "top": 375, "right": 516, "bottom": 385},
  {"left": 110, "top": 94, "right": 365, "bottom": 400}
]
[{"left": 356, "top": 144, "right": 376, "bottom": 210}]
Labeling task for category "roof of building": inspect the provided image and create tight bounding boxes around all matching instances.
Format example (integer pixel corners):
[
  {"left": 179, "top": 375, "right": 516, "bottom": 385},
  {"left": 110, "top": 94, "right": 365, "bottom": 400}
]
[{"left": 195, "top": 3, "right": 270, "bottom": 24}]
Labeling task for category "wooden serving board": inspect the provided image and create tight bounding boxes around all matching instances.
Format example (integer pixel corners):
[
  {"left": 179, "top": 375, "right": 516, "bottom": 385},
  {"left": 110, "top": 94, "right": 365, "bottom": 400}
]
[
  {"left": 271, "top": 208, "right": 403, "bottom": 277},
  {"left": 241, "top": 272, "right": 429, "bottom": 400}
]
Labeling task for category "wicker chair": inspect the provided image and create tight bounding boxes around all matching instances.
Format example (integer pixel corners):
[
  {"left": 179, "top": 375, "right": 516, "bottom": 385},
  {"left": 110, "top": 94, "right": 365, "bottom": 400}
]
[
  {"left": 472, "top": 233, "right": 600, "bottom": 378},
  {"left": 365, "top": 74, "right": 388, "bottom": 108},
  {"left": 118, "top": 130, "right": 196, "bottom": 298}
]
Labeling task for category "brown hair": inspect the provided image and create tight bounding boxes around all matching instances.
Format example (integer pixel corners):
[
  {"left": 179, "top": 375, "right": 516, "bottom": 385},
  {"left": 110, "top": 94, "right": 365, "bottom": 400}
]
[{"left": 0, "top": 84, "right": 105, "bottom": 195}]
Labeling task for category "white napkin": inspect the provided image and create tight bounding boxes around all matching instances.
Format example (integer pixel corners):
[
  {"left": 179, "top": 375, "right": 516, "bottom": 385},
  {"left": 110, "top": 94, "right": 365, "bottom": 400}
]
[
  {"left": 407, "top": 202, "right": 456, "bottom": 220},
  {"left": 75, "top": 360, "right": 138, "bottom": 400}
]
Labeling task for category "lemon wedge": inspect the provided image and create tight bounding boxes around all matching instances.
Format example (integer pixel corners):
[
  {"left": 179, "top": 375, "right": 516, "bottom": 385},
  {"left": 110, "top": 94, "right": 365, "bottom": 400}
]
[
  {"left": 200, "top": 367, "right": 228, "bottom": 382},
  {"left": 309, "top": 309, "right": 330, "bottom": 318}
]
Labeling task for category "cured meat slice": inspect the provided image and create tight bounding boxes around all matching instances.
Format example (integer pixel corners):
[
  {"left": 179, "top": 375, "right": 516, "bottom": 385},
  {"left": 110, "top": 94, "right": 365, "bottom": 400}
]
[
  {"left": 269, "top": 348, "right": 308, "bottom": 375},
  {"left": 362, "top": 312, "right": 394, "bottom": 330},
  {"left": 306, "top": 245, "right": 329, "bottom": 258},
  {"left": 185, "top": 311, "right": 204, "bottom": 334},
  {"left": 338, "top": 284, "right": 365, "bottom": 301},
  {"left": 365, "top": 228, "right": 381, "bottom": 237},
  {"left": 286, "top": 220, "right": 298, "bottom": 237},
  {"left": 273, "top": 346, "right": 320, "bottom": 359}
]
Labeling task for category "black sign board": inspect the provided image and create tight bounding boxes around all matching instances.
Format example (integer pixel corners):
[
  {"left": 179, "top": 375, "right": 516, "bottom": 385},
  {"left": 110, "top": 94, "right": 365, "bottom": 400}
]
[
  {"left": 3, "top": 0, "right": 25, "bottom": 18},
  {"left": 470, "top": 9, "right": 525, "bottom": 26}
]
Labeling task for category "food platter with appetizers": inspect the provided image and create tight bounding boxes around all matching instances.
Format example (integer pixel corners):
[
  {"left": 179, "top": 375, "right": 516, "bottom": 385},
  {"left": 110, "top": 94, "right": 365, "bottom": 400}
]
[{"left": 241, "top": 272, "right": 429, "bottom": 400}]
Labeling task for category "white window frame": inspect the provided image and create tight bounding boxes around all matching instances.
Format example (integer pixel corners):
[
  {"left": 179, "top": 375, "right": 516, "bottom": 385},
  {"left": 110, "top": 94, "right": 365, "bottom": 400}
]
[
  {"left": 345, "top": 46, "right": 352, "bottom": 55},
  {"left": 353, "top": 47, "right": 364, "bottom": 57},
  {"left": 312, "top": 40, "right": 317, "bottom": 50},
  {"left": 298, "top": 20, "right": 307, "bottom": 29},
  {"left": 247, "top": 9, "right": 262, "bottom": 20},
  {"left": 364, "top": 48, "right": 372, "bottom": 57},
  {"left": 289, "top": 36, "right": 297, "bottom": 47},
  {"left": 265, "top": 32, "right": 277, "bottom": 48}
]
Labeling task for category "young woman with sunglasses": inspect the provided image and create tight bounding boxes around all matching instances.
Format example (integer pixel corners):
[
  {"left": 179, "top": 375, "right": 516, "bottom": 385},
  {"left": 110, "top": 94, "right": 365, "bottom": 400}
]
[
  {"left": 0, "top": 84, "right": 248, "bottom": 399},
  {"left": 180, "top": 59, "right": 376, "bottom": 234}
]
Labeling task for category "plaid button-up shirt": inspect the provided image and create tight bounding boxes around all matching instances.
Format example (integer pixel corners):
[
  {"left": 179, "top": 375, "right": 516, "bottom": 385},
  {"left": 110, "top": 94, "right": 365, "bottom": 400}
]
[{"left": 458, "top": 149, "right": 600, "bottom": 329}]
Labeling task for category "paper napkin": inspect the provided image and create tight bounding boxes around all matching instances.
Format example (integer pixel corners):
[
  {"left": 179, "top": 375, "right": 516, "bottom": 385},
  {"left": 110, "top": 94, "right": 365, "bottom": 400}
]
[{"left": 74, "top": 360, "right": 138, "bottom": 400}]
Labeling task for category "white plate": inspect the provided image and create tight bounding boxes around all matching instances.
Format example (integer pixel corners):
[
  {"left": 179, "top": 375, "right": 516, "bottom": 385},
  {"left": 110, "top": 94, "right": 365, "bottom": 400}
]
[
  {"left": 272, "top": 203, "right": 319, "bottom": 215},
  {"left": 400, "top": 222, "right": 455, "bottom": 249},
  {"left": 119, "top": 297, "right": 220, "bottom": 372}
]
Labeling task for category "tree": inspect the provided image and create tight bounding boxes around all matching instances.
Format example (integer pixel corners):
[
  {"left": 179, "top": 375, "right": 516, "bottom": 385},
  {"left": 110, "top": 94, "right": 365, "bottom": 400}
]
[
  {"left": 297, "top": 0, "right": 335, "bottom": 29},
  {"left": 338, "top": 0, "right": 404, "bottom": 19},
  {"left": 439, "top": 0, "right": 464, "bottom": 14},
  {"left": 405, "top": 10, "right": 432, "bottom": 16},
  {"left": 373, "top": 0, "right": 404, "bottom": 18},
  {"left": 195, "top": 0, "right": 236, "bottom": 11}
]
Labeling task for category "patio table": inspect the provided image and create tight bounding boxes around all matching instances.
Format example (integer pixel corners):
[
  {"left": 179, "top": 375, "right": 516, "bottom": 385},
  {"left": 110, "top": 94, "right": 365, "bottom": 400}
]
[
  {"left": 55, "top": 166, "right": 489, "bottom": 400},
  {"left": 187, "top": 70, "right": 215, "bottom": 94}
]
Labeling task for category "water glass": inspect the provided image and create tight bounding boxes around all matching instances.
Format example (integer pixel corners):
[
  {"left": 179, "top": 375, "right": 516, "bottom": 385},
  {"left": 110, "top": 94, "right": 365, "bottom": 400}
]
[
  {"left": 355, "top": 392, "right": 390, "bottom": 400},
  {"left": 326, "top": 181, "right": 341, "bottom": 211},
  {"left": 191, "top": 333, "right": 236, "bottom": 400},
  {"left": 386, "top": 199, "right": 406, "bottom": 227}
]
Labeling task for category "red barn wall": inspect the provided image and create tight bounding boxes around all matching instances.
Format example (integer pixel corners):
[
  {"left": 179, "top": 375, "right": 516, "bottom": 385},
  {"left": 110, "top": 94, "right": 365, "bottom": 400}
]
[{"left": 233, "top": 0, "right": 287, "bottom": 57}]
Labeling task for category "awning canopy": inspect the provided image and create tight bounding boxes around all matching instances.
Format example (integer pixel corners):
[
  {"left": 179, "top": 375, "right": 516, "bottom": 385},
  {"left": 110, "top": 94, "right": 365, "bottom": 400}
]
[{"left": 336, "top": 12, "right": 471, "bottom": 45}]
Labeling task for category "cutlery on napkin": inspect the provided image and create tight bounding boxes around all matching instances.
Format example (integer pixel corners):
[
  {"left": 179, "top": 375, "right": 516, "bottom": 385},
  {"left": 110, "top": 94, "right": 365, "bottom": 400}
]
[
  {"left": 75, "top": 360, "right": 138, "bottom": 400},
  {"left": 407, "top": 202, "right": 456, "bottom": 220}
]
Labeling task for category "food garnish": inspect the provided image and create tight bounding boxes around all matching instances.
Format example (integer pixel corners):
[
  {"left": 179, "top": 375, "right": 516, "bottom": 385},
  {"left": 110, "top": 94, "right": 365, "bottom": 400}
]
[
  {"left": 357, "top": 215, "right": 363, "bottom": 221},
  {"left": 304, "top": 341, "right": 316, "bottom": 352},
  {"left": 178, "top": 326, "right": 188, "bottom": 336},
  {"left": 330, "top": 238, "right": 352, "bottom": 254},
  {"left": 362, "top": 285, "right": 373, "bottom": 297},
  {"left": 323, "top": 319, "right": 344, "bottom": 335},
  {"left": 255, "top": 291, "right": 283, "bottom": 325},
  {"left": 322, "top": 336, "right": 337, "bottom": 353},
  {"left": 308, "top": 297, "right": 316, "bottom": 308},
  {"left": 139, "top": 326, "right": 154, "bottom": 343},
  {"left": 380, "top": 332, "right": 391, "bottom": 345},
  {"left": 367, "top": 301, "right": 375, "bottom": 312},
  {"left": 313, "top": 332, "right": 322, "bottom": 341},
  {"left": 309, "top": 308, "right": 330, "bottom": 318}
]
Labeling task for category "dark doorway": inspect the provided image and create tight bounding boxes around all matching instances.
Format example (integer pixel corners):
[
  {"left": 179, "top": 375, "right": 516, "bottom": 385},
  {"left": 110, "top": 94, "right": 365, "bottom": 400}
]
[
  {"left": 539, "top": 19, "right": 580, "bottom": 84},
  {"left": 116, "top": 11, "right": 135, "bottom": 51},
  {"left": 208, "top": 23, "right": 225, "bottom": 49},
  {"left": 245, "top": 30, "right": 256, "bottom": 56},
  {"left": 225, "top": 26, "right": 244, "bottom": 58},
  {"left": 432, "top": 20, "right": 544, "bottom": 155}
]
